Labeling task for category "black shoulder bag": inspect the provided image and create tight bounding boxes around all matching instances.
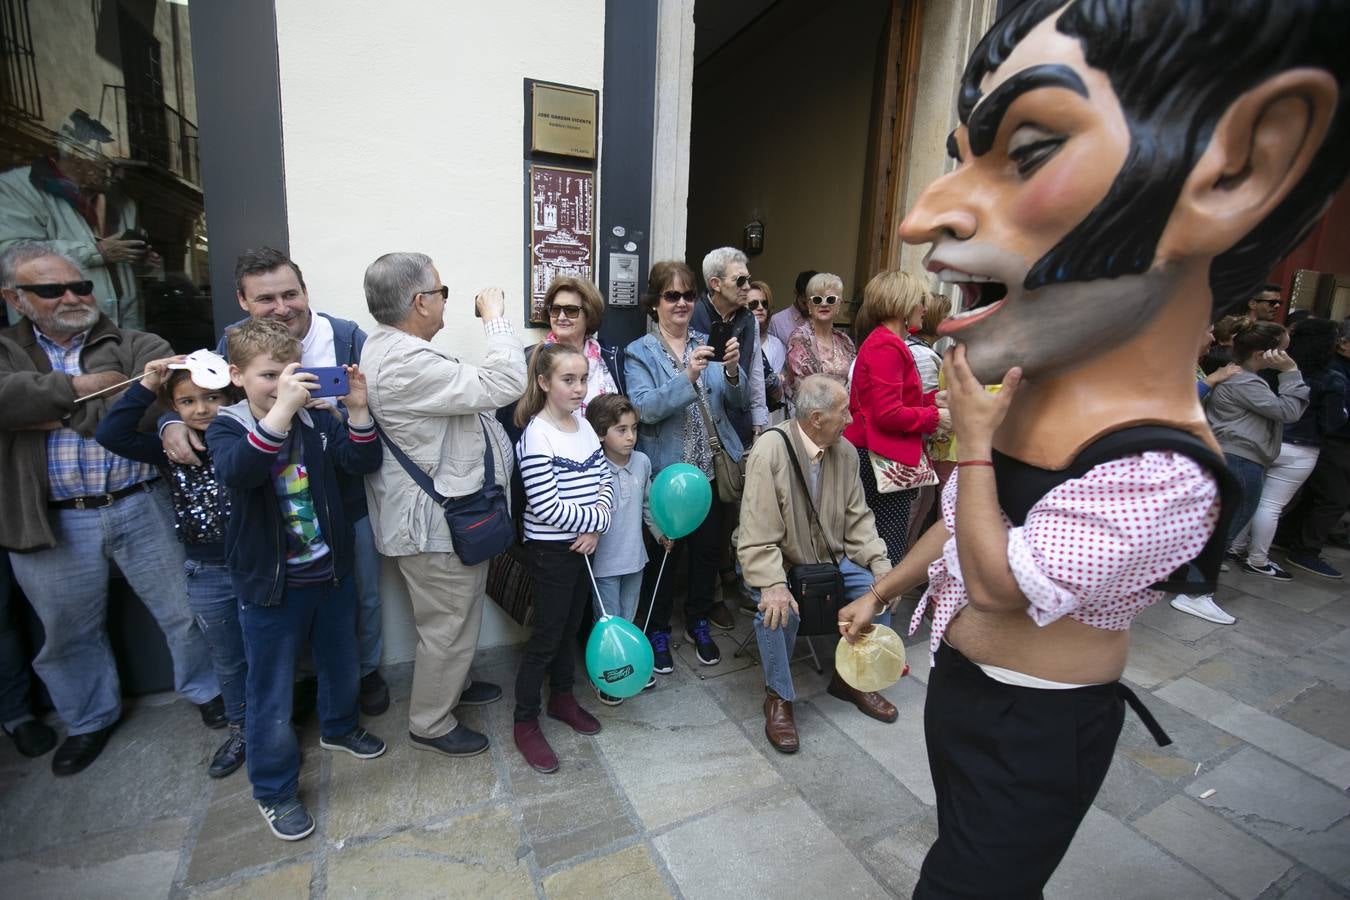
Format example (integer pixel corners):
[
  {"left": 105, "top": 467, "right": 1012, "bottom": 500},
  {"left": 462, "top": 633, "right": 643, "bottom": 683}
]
[
  {"left": 772, "top": 428, "right": 846, "bottom": 636},
  {"left": 378, "top": 416, "right": 514, "bottom": 566}
]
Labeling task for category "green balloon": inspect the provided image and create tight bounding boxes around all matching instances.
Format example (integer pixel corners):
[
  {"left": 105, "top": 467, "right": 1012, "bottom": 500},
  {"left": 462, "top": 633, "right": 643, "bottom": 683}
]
[
  {"left": 586, "top": 616, "right": 654, "bottom": 698},
  {"left": 649, "top": 463, "right": 712, "bottom": 540}
]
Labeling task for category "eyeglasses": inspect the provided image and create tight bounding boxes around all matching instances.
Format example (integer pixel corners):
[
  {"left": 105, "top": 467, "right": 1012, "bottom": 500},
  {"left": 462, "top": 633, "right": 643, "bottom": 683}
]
[
  {"left": 810, "top": 294, "right": 840, "bottom": 306},
  {"left": 415, "top": 285, "right": 449, "bottom": 301},
  {"left": 15, "top": 281, "right": 94, "bottom": 299},
  {"left": 661, "top": 290, "right": 698, "bottom": 305},
  {"left": 719, "top": 274, "right": 751, "bottom": 290},
  {"left": 548, "top": 304, "right": 584, "bottom": 320},
  {"left": 747, "top": 299, "right": 767, "bottom": 311}
]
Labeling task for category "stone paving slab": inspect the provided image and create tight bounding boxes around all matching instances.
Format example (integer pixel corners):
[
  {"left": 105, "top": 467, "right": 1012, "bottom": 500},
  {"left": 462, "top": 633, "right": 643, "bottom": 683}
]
[
  {"left": 813, "top": 673, "right": 934, "bottom": 805},
  {"left": 653, "top": 793, "right": 885, "bottom": 899},
  {"left": 539, "top": 844, "right": 671, "bottom": 899},
  {"left": 1187, "top": 646, "right": 1320, "bottom": 711},
  {"left": 1158, "top": 678, "right": 1350, "bottom": 790},
  {"left": 0, "top": 817, "right": 186, "bottom": 899},
  {"left": 324, "top": 698, "right": 499, "bottom": 843},
  {"left": 592, "top": 680, "right": 783, "bottom": 831},
  {"left": 193, "top": 861, "right": 313, "bottom": 899},
  {"left": 324, "top": 805, "right": 534, "bottom": 898},
  {"left": 1193, "top": 747, "right": 1350, "bottom": 889},
  {"left": 1047, "top": 806, "right": 1225, "bottom": 899},
  {"left": 1278, "top": 684, "right": 1350, "bottom": 750},
  {"left": 1134, "top": 795, "right": 1292, "bottom": 899},
  {"left": 0, "top": 700, "right": 219, "bottom": 860}
]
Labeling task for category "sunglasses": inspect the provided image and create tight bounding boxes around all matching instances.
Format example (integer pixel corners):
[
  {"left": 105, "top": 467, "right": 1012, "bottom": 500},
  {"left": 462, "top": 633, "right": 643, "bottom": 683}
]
[
  {"left": 747, "top": 299, "right": 767, "bottom": 311},
  {"left": 15, "top": 281, "right": 94, "bottom": 299},
  {"left": 415, "top": 285, "right": 449, "bottom": 301},
  {"left": 810, "top": 294, "right": 840, "bottom": 306},
  {"left": 661, "top": 290, "right": 698, "bottom": 305},
  {"left": 1258, "top": 299, "right": 1282, "bottom": 307},
  {"left": 720, "top": 274, "right": 751, "bottom": 290},
  {"left": 548, "top": 303, "right": 584, "bottom": 320}
]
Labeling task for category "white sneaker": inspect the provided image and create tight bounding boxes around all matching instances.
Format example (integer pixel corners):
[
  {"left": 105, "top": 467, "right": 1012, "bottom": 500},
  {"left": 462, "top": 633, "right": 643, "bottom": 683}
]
[{"left": 1170, "top": 593, "right": 1236, "bottom": 625}]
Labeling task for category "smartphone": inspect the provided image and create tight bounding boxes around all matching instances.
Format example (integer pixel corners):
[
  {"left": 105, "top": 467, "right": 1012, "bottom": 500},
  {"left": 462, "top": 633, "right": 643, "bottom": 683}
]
[
  {"left": 297, "top": 366, "right": 349, "bottom": 398},
  {"left": 708, "top": 321, "right": 735, "bottom": 362}
]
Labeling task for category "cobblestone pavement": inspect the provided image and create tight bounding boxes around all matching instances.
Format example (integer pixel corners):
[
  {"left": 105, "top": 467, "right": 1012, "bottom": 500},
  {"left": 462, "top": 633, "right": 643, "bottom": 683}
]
[{"left": 1, "top": 543, "right": 1347, "bottom": 898}]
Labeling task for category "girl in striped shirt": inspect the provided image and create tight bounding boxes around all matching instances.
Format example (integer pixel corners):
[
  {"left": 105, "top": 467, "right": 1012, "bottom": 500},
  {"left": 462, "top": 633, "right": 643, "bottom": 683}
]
[{"left": 511, "top": 344, "right": 613, "bottom": 774}]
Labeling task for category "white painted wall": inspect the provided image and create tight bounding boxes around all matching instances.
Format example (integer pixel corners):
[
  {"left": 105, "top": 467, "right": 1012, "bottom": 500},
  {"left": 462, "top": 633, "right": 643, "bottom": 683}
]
[{"left": 273, "top": 0, "right": 607, "bottom": 658}]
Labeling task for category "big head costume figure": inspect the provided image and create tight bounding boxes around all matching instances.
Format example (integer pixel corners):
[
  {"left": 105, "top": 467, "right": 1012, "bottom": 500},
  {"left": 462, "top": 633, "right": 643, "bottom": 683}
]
[
  {"left": 904, "top": 0, "right": 1348, "bottom": 466},
  {"left": 838, "top": 2, "right": 1348, "bottom": 897}
]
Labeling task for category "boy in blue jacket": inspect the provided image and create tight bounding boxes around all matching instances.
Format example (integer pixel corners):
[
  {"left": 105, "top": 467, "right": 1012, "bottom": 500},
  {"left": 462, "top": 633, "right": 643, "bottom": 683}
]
[{"left": 206, "top": 318, "right": 384, "bottom": 841}]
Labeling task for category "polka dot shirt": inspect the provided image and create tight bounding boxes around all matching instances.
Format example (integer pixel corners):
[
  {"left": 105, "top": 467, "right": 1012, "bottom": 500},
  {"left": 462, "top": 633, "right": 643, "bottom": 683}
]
[{"left": 911, "top": 451, "right": 1221, "bottom": 656}]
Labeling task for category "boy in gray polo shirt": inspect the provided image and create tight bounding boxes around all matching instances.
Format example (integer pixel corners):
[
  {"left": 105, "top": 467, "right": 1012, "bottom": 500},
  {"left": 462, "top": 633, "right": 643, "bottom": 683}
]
[{"left": 586, "top": 394, "right": 667, "bottom": 704}]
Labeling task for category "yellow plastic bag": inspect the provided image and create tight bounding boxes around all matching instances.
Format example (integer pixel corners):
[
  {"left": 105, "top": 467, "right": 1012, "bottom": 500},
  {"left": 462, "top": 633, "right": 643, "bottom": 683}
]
[{"left": 835, "top": 623, "right": 907, "bottom": 692}]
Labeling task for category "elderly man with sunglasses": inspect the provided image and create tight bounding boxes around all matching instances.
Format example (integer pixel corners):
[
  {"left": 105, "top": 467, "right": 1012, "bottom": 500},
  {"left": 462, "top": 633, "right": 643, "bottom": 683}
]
[{"left": 0, "top": 240, "right": 222, "bottom": 776}]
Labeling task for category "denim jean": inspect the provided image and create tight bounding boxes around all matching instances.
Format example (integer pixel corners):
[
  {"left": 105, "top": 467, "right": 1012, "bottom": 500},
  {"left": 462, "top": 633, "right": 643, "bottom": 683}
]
[
  {"left": 238, "top": 574, "right": 359, "bottom": 805},
  {"left": 351, "top": 515, "right": 384, "bottom": 677},
  {"left": 7, "top": 482, "right": 219, "bottom": 735},
  {"left": 593, "top": 571, "right": 642, "bottom": 622},
  {"left": 751, "top": 558, "right": 890, "bottom": 701},
  {"left": 184, "top": 559, "right": 247, "bottom": 726},
  {"left": 1223, "top": 453, "right": 1267, "bottom": 548},
  {"left": 0, "top": 554, "right": 35, "bottom": 730},
  {"left": 515, "top": 541, "right": 589, "bottom": 722}
]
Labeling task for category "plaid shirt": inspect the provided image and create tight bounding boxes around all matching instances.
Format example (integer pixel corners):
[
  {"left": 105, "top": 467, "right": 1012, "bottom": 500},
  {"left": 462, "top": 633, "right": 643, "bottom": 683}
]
[{"left": 35, "top": 329, "right": 155, "bottom": 500}]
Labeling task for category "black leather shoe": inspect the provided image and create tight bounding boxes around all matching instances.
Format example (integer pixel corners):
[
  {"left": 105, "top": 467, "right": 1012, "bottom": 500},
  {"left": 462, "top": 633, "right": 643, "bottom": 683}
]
[
  {"left": 208, "top": 725, "right": 246, "bottom": 778},
  {"left": 52, "top": 725, "right": 114, "bottom": 776},
  {"left": 456, "top": 681, "right": 502, "bottom": 707},
  {"left": 359, "top": 670, "right": 390, "bottom": 716},
  {"left": 197, "top": 695, "right": 228, "bottom": 729},
  {"left": 4, "top": 719, "right": 56, "bottom": 758},
  {"left": 409, "top": 724, "right": 489, "bottom": 758}
]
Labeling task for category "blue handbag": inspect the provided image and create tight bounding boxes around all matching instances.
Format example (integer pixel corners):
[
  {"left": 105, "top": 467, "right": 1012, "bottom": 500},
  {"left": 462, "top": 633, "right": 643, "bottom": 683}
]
[{"left": 377, "top": 416, "right": 514, "bottom": 566}]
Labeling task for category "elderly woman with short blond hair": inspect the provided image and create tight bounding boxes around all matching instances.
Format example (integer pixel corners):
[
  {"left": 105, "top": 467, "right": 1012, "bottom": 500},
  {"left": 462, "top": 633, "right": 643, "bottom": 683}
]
[{"left": 782, "top": 272, "right": 856, "bottom": 410}]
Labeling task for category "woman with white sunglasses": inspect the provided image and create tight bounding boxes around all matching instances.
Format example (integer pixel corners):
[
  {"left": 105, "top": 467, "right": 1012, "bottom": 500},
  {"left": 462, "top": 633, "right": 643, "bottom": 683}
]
[{"left": 782, "top": 272, "right": 856, "bottom": 412}]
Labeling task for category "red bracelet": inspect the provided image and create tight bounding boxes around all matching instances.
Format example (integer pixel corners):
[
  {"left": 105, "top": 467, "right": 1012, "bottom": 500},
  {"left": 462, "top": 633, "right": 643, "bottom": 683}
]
[{"left": 956, "top": 459, "right": 994, "bottom": 468}]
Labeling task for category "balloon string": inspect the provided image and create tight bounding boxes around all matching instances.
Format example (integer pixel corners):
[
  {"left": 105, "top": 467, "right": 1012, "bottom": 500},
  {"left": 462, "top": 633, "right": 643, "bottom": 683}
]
[
  {"left": 640, "top": 548, "right": 670, "bottom": 635},
  {"left": 583, "top": 555, "right": 607, "bottom": 619}
]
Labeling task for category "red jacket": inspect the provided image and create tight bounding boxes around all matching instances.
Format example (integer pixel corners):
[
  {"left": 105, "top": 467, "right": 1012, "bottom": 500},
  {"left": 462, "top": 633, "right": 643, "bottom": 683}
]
[{"left": 844, "top": 326, "right": 939, "bottom": 466}]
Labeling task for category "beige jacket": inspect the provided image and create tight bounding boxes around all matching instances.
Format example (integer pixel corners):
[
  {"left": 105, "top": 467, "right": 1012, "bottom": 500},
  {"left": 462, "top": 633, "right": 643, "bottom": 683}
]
[
  {"left": 361, "top": 321, "right": 526, "bottom": 557},
  {"left": 737, "top": 421, "right": 892, "bottom": 589}
]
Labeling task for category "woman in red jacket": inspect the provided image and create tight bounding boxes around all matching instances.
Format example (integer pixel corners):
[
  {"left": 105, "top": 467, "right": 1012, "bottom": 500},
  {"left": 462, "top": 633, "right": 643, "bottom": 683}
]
[{"left": 845, "top": 270, "right": 950, "bottom": 563}]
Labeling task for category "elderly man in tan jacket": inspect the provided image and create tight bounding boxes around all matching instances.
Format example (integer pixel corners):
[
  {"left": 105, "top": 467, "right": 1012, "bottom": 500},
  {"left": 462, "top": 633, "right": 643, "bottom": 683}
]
[
  {"left": 737, "top": 375, "right": 896, "bottom": 754},
  {"left": 360, "top": 252, "right": 526, "bottom": 759}
]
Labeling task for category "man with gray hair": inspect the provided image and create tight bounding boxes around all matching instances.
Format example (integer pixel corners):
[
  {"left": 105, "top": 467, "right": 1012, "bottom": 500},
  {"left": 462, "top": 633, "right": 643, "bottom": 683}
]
[
  {"left": 737, "top": 374, "right": 898, "bottom": 754},
  {"left": 693, "top": 247, "right": 768, "bottom": 627},
  {"left": 360, "top": 252, "right": 526, "bottom": 758},
  {"left": 0, "top": 111, "right": 157, "bottom": 329},
  {"left": 0, "top": 240, "right": 221, "bottom": 775}
]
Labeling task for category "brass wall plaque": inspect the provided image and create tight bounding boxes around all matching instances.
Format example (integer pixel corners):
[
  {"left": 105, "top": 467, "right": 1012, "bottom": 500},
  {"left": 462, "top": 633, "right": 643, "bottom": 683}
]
[{"left": 531, "top": 83, "right": 598, "bottom": 159}]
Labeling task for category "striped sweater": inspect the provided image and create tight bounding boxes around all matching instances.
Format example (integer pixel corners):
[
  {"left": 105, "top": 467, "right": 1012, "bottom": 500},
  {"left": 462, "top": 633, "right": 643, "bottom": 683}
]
[{"left": 517, "top": 411, "right": 613, "bottom": 541}]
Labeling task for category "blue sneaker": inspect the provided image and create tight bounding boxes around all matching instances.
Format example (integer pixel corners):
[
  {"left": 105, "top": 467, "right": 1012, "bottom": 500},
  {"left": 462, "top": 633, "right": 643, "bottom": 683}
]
[
  {"left": 1284, "top": 554, "right": 1343, "bottom": 580},
  {"left": 685, "top": 618, "right": 721, "bottom": 666},
  {"left": 258, "top": 798, "right": 315, "bottom": 841},
  {"left": 650, "top": 630, "right": 674, "bottom": 674},
  {"left": 319, "top": 726, "right": 387, "bottom": 759}
]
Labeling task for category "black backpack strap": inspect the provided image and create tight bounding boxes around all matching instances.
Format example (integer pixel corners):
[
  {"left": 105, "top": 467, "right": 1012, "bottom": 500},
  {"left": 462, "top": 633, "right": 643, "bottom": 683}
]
[
  {"left": 1067, "top": 426, "right": 1237, "bottom": 595},
  {"left": 771, "top": 427, "right": 839, "bottom": 567}
]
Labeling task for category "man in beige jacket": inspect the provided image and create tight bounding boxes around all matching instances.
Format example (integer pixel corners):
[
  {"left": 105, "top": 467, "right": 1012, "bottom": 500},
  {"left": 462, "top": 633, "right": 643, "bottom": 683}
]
[
  {"left": 360, "top": 252, "right": 526, "bottom": 758},
  {"left": 737, "top": 375, "right": 896, "bottom": 754}
]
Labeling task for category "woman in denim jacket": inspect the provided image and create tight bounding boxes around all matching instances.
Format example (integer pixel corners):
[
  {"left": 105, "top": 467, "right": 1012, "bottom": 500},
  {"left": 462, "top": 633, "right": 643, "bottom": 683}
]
[{"left": 625, "top": 260, "right": 749, "bottom": 673}]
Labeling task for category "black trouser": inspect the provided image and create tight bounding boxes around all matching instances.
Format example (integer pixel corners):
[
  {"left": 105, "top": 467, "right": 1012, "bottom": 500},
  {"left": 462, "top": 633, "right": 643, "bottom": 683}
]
[
  {"left": 514, "top": 540, "right": 590, "bottom": 722},
  {"left": 1279, "top": 437, "right": 1350, "bottom": 555},
  {"left": 915, "top": 643, "right": 1137, "bottom": 900},
  {"left": 641, "top": 485, "right": 723, "bottom": 633}
]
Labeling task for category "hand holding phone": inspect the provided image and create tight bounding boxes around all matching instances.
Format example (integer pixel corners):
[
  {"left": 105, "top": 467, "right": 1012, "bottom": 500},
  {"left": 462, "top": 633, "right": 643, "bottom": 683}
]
[
  {"left": 708, "top": 321, "right": 735, "bottom": 363},
  {"left": 296, "top": 366, "right": 350, "bottom": 398}
]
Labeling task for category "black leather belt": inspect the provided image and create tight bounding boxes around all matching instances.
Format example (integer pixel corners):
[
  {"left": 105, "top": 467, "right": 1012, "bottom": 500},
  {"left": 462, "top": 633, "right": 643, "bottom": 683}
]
[{"left": 49, "top": 480, "right": 154, "bottom": 510}]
